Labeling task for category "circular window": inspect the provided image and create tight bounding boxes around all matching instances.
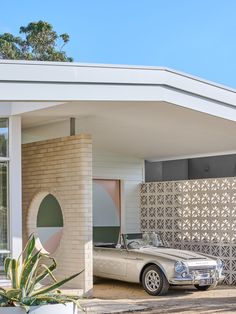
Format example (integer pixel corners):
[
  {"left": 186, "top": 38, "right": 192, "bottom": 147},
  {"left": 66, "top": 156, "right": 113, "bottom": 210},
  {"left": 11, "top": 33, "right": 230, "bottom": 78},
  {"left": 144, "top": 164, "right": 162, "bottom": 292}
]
[{"left": 36, "top": 194, "right": 63, "bottom": 254}]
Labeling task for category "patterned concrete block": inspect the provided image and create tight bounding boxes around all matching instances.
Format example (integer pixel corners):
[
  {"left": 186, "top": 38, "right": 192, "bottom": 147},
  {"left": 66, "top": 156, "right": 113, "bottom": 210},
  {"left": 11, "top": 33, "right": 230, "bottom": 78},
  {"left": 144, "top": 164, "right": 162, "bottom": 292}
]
[{"left": 140, "top": 178, "right": 236, "bottom": 285}]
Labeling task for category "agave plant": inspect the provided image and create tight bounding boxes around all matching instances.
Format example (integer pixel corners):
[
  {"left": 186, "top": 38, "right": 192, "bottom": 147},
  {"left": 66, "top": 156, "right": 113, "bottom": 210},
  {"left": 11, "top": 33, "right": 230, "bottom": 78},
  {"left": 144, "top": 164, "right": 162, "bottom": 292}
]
[{"left": 0, "top": 234, "right": 83, "bottom": 312}]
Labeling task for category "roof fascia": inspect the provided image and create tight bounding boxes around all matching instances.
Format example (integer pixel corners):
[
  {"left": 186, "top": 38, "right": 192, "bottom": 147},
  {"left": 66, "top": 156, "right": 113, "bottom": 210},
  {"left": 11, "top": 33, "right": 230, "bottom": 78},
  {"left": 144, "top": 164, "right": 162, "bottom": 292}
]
[
  {"left": 1, "top": 61, "right": 236, "bottom": 107},
  {"left": 2, "top": 83, "right": 236, "bottom": 121},
  {"left": 0, "top": 61, "right": 236, "bottom": 120}
]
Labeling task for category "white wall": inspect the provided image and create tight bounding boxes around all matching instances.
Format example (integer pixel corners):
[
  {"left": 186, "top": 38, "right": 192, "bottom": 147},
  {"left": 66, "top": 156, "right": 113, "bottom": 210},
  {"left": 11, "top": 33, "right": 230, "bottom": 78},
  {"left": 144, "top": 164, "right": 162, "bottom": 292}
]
[
  {"left": 22, "top": 119, "right": 144, "bottom": 233},
  {"left": 22, "top": 119, "right": 70, "bottom": 143}
]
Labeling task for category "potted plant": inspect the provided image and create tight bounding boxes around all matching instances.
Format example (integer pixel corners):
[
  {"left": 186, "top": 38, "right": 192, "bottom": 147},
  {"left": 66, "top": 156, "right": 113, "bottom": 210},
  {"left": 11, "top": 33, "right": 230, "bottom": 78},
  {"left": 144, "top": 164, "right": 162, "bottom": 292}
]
[{"left": 0, "top": 234, "right": 83, "bottom": 313}]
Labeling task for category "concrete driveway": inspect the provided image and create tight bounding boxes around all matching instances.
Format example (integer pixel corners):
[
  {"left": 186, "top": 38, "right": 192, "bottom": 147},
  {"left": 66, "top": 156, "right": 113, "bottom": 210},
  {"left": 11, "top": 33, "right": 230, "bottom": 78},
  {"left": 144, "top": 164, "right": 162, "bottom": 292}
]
[{"left": 81, "top": 279, "right": 236, "bottom": 313}]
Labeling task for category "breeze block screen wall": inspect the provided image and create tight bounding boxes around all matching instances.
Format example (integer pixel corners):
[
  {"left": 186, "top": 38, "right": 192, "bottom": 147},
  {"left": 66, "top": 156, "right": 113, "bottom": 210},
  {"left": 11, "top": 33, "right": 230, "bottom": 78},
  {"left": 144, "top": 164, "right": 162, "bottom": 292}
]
[
  {"left": 22, "top": 134, "right": 92, "bottom": 295},
  {"left": 140, "top": 178, "right": 236, "bottom": 284}
]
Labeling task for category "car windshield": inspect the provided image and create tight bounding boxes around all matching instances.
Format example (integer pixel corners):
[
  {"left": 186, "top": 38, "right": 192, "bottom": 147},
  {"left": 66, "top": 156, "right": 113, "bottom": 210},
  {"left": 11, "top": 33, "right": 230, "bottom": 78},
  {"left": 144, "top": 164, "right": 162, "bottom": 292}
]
[{"left": 124, "top": 232, "right": 166, "bottom": 249}]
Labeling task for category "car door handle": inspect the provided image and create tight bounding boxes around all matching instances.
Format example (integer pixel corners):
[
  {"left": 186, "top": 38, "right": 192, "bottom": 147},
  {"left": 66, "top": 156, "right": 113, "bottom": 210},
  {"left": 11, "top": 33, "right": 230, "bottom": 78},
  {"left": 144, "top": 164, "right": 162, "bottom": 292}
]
[{"left": 124, "top": 257, "right": 143, "bottom": 261}]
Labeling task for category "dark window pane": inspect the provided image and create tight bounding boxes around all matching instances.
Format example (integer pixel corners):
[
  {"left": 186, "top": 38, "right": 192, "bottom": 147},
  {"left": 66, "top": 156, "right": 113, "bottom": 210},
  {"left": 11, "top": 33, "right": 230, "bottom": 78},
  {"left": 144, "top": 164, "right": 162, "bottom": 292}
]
[
  {"left": 0, "top": 119, "right": 8, "bottom": 157},
  {"left": 0, "top": 253, "right": 10, "bottom": 273}
]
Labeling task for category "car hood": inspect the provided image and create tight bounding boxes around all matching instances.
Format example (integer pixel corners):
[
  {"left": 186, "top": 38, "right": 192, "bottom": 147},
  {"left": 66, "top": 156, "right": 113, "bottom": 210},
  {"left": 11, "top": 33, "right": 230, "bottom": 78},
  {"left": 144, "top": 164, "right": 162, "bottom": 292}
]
[{"left": 132, "top": 247, "right": 215, "bottom": 263}]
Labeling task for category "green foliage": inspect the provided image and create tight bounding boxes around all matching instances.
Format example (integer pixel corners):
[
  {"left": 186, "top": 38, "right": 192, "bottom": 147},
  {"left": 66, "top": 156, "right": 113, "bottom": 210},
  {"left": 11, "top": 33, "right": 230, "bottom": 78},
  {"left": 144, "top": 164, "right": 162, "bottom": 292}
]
[
  {"left": 0, "top": 21, "right": 73, "bottom": 61},
  {"left": 0, "top": 234, "right": 83, "bottom": 312}
]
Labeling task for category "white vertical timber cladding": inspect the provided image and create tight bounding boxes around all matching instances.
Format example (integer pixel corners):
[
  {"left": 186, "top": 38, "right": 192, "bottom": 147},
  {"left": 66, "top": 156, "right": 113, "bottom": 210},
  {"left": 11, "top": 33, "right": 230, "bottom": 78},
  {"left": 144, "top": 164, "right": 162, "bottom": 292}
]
[
  {"left": 93, "top": 151, "right": 144, "bottom": 233},
  {"left": 22, "top": 121, "right": 145, "bottom": 234},
  {"left": 9, "top": 116, "right": 22, "bottom": 259}
]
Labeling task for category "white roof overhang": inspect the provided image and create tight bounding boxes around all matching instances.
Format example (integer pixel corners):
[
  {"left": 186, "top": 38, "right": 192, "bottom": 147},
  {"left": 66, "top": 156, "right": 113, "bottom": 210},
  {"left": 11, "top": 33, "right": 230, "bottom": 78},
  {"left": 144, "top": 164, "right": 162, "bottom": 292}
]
[
  {"left": 1, "top": 60, "right": 236, "bottom": 160},
  {"left": 0, "top": 60, "right": 236, "bottom": 121}
]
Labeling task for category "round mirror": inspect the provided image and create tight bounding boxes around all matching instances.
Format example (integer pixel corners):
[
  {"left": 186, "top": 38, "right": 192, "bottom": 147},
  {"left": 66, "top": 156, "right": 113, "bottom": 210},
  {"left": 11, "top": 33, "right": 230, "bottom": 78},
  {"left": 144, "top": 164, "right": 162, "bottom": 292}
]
[{"left": 36, "top": 194, "right": 63, "bottom": 253}]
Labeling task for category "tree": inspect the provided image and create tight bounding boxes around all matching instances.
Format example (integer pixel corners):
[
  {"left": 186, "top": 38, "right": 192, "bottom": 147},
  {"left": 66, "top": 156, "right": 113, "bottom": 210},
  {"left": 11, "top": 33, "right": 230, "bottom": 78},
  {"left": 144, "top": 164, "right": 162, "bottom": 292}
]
[{"left": 0, "top": 20, "right": 73, "bottom": 62}]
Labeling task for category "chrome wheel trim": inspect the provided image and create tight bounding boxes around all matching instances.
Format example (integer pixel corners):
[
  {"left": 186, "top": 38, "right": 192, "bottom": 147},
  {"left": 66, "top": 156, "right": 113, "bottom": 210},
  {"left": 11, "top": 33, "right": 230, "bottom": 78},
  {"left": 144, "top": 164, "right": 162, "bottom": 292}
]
[{"left": 145, "top": 270, "right": 161, "bottom": 292}]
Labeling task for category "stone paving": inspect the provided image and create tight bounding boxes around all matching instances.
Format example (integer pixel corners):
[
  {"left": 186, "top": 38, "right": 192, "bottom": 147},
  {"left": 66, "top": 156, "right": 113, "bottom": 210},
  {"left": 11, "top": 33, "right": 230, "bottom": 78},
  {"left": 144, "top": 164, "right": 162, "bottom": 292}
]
[{"left": 79, "top": 279, "right": 236, "bottom": 313}]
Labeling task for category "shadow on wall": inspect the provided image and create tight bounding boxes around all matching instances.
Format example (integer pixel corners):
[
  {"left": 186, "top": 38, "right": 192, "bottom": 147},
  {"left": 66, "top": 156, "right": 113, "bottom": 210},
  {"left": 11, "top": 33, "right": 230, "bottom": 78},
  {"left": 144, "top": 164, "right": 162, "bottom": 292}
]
[{"left": 145, "top": 154, "right": 236, "bottom": 182}]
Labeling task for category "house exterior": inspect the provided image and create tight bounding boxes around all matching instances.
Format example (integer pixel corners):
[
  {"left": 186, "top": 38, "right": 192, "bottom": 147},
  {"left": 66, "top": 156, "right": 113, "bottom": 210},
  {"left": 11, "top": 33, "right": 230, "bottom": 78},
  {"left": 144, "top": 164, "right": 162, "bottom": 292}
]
[{"left": 1, "top": 59, "right": 236, "bottom": 293}]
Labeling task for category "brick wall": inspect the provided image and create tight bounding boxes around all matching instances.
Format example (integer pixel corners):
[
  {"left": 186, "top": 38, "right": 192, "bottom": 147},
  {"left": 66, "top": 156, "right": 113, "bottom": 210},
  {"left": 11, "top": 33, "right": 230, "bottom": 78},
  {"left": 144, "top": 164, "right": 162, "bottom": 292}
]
[{"left": 22, "top": 134, "right": 92, "bottom": 295}]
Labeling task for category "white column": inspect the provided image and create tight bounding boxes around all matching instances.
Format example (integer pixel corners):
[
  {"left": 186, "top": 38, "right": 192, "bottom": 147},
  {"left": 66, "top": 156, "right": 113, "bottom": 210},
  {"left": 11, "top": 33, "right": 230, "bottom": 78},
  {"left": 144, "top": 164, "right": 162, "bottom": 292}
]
[
  {"left": 9, "top": 116, "right": 22, "bottom": 259},
  {"left": 120, "top": 180, "right": 126, "bottom": 234}
]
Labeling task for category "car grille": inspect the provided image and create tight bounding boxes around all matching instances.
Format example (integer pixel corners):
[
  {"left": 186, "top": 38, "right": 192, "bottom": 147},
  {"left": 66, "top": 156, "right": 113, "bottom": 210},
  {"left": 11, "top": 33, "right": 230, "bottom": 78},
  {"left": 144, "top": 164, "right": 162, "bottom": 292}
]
[
  {"left": 191, "top": 269, "right": 211, "bottom": 273},
  {"left": 189, "top": 267, "right": 216, "bottom": 277}
]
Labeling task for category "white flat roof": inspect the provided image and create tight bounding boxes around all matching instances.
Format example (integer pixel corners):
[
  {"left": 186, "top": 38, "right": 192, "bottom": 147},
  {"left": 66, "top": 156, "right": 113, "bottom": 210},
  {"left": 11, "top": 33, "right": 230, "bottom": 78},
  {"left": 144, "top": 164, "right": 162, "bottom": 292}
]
[
  {"left": 0, "top": 59, "right": 236, "bottom": 122},
  {"left": 0, "top": 59, "right": 235, "bottom": 92},
  {"left": 0, "top": 60, "right": 235, "bottom": 160},
  {"left": 0, "top": 59, "right": 235, "bottom": 94}
]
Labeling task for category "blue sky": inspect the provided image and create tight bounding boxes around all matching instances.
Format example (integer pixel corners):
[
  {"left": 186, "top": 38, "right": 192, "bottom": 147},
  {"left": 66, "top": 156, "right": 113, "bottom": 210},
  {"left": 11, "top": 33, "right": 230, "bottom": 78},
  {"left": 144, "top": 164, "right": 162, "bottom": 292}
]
[{"left": 1, "top": 0, "right": 236, "bottom": 88}]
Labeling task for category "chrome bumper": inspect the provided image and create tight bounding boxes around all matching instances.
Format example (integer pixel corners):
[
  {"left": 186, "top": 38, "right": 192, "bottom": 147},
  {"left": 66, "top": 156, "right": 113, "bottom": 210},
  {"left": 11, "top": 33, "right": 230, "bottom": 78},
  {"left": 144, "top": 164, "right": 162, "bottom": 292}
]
[{"left": 169, "top": 273, "right": 225, "bottom": 286}]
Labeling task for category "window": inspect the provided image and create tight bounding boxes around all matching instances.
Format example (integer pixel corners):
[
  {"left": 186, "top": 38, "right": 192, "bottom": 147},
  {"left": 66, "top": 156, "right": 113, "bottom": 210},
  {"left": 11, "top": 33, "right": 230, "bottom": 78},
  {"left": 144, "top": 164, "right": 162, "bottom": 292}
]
[
  {"left": 0, "top": 119, "right": 8, "bottom": 158},
  {"left": 37, "top": 194, "right": 63, "bottom": 254},
  {"left": 0, "top": 119, "right": 9, "bottom": 271}
]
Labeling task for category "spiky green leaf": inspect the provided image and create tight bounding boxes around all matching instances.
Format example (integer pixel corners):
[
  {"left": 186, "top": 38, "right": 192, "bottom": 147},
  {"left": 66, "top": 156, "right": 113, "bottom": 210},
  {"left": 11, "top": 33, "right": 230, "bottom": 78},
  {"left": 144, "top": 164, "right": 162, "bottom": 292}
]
[
  {"left": 4, "top": 257, "right": 12, "bottom": 279},
  {"left": 6, "top": 289, "right": 21, "bottom": 299},
  {"left": 1, "top": 232, "right": 83, "bottom": 311},
  {"left": 25, "top": 235, "right": 35, "bottom": 260},
  {"left": 20, "top": 250, "right": 41, "bottom": 289},
  {"left": 32, "top": 271, "right": 83, "bottom": 297},
  {"left": 34, "top": 258, "right": 57, "bottom": 284},
  {"left": 11, "top": 259, "right": 19, "bottom": 289},
  {"left": 24, "top": 257, "right": 41, "bottom": 295}
]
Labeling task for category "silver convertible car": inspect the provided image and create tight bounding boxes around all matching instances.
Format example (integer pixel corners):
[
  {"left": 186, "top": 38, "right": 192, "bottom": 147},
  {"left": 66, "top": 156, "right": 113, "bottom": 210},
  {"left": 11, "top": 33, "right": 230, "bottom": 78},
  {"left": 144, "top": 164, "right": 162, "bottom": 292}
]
[{"left": 93, "top": 233, "right": 224, "bottom": 295}]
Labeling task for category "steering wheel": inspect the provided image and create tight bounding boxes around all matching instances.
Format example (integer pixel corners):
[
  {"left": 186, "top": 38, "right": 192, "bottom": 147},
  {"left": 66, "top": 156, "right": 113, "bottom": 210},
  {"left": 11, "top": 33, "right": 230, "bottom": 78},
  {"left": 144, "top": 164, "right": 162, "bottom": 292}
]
[{"left": 127, "top": 240, "right": 140, "bottom": 248}]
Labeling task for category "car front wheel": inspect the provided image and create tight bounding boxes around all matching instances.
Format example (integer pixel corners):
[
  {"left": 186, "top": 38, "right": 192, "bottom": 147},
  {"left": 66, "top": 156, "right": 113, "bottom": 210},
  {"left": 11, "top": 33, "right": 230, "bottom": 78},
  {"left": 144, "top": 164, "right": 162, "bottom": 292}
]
[{"left": 141, "top": 265, "right": 169, "bottom": 296}]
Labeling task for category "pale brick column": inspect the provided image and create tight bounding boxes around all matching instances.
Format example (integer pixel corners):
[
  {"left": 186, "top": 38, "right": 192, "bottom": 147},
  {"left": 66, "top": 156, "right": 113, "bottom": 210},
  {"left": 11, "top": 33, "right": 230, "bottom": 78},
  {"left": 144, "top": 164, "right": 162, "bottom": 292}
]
[{"left": 22, "top": 134, "right": 93, "bottom": 295}]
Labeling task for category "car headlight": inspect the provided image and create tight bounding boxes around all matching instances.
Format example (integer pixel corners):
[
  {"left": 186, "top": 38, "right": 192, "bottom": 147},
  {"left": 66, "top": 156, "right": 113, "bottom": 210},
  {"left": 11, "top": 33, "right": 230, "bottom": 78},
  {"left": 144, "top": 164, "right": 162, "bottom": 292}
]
[
  {"left": 217, "top": 258, "right": 223, "bottom": 270},
  {"left": 175, "top": 261, "right": 187, "bottom": 274}
]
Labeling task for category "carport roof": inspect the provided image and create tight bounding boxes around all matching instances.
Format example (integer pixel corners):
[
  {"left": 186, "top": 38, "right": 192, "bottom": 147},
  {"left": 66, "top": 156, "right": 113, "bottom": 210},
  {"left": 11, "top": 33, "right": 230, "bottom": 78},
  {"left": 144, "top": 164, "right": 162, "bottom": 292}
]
[
  {"left": 1, "top": 60, "right": 236, "bottom": 160},
  {"left": 0, "top": 59, "right": 236, "bottom": 121}
]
